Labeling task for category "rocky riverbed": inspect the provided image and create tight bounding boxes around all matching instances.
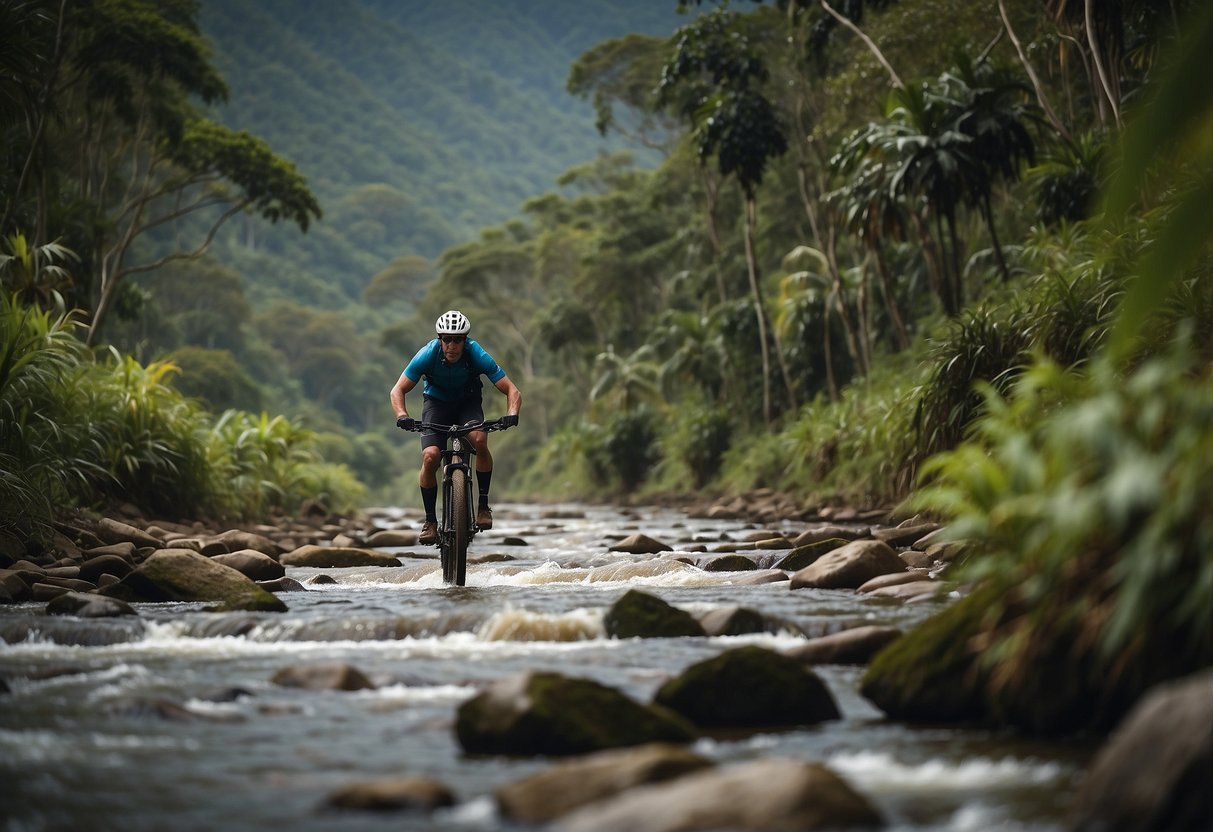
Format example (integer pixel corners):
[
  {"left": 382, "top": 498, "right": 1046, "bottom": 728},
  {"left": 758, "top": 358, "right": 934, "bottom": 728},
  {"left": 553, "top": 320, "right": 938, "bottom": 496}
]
[{"left": 2, "top": 493, "right": 1207, "bottom": 831}]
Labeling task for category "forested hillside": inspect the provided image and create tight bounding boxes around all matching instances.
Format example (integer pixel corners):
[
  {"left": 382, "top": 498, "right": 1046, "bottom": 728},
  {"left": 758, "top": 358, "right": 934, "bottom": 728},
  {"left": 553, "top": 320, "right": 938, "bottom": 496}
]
[{"left": 196, "top": 0, "right": 683, "bottom": 307}]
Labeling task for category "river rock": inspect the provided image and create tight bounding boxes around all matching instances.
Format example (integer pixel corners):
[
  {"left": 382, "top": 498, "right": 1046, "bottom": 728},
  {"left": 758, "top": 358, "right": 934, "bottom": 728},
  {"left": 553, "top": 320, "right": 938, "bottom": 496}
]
[
  {"left": 81, "top": 541, "right": 136, "bottom": 560},
  {"left": 773, "top": 538, "right": 850, "bottom": 571},
  {"left": 322, "top": 776, "right": 455, "bottom": 812},
  {"left": 609, "top": 533, "right": 672, "bottom": 554},
  {"left": 271, "top": 662, "right": 375, "bottom": 691},
  {"left": 212, "top": 550, "right": 285, "bottom": 581},
  {"left": 785, "top": 625, "right": 902, "bottom": 665},
  {"left": 107, "top": 548, "right": 288, "bottom": 612},
  {"left": 0, "top": 570, "right": 32, "bottom": 601},
  {"left": 696, "top": 606, "right": 769, "bottom": 637},
  {"left": 257, "top": 576, "right": 308, "bottom": 593},
  {"left": 729, "top": 568, "right": 789, "bottom": 585},
  {"left": 654, "top": 645, "right": 840, "bottom": 729},
  {"left": 1069, "top": 669, "right": 1213, "bottom": 832},
  {"left": 857, "top": 571, "right": 930, "bottom": 593},
  {"left": 78, "top": 554, "right": 134, "bottom": 583},
  {"left": 873, "top": 522, "right": 939, "bottom": 547},
  {"left": 367, "top": 529, "right": 419, "bottom": 547},
  {"left": 46, "top": 591, "right": 136, "bottom": 618},
  {"left": 455, "top": 670, "right": 695, "bottom": 756},
  {"left": 603, "top": 590, "right": 704, "bottom": 639},
  {"left": 864, "top": 580, "right": 946, "bottom": 601},
  {"left": 210, "top": 529, "right": 286, "bottom": 557},
  {"left": 496, "top": 743, "right": 714, "bottom": 823},
  {"left": 279, "top": 545, "right": 402, "bottom": 568},
  {"left": 700, "top": 554, "right": 757, "bottom": 572},
  {"left": 791, "top": 525, "right": 870, "bottom": 546},
  {"left": 789, "top": 539, "right": 905, "bottom": 590},
  {"left": 557, "top": 758, "right": 883, "bottom": 832},
  {"left": 94, "top": 518, "right": 161, "bottom": 548}
]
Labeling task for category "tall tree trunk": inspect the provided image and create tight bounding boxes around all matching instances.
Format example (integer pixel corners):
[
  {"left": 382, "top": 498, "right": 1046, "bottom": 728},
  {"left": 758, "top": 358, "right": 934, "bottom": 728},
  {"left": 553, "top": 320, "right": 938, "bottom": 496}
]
[
  {"left": 871, "top": 241, "right": 911, "bottom": 350},
  {"left": 1084, "top": 0, "right": 1123, "bottom": 128},
  {"left": 820, "top": 291, "right": 839, "bottom": 402},
  {"left": 945, "top": 212, "right": 966, "bottom": 313},
  {"left": 982, "top": 193, "right": 1012, "bottom": 283},
  {"left": 998, "top": 0, "right": 1074, "bottom": 144},
  {"left": 742, "top": 197, "right": 774, "bottom": 424},
  {"left": 826, "top": 223, "right": 866, "bottom": 373},
  {"left": 910, "top": 212, "right": 950, "bottom": 314}
]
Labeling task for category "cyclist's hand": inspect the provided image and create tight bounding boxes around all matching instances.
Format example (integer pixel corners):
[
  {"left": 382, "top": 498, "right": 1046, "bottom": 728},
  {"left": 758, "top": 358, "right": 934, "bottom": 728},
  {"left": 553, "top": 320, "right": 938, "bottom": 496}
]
[
  {"left": 502, "top": 414, "right": 518, "bottom": 429},
  {"left": 396, "top": 416, "right": 415, "bottom": 431}
]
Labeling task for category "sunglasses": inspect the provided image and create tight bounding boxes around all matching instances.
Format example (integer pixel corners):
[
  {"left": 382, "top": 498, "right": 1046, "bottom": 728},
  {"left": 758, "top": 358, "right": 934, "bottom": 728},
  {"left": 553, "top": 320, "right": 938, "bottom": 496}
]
[{"left": 440, "top": 335, "right": 466, "bottom": 344}]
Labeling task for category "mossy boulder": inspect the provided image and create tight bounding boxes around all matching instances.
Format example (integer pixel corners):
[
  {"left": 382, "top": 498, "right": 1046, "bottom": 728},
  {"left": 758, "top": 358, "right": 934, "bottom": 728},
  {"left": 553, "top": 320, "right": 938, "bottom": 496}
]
[
  {"left": 456, "top": 671, "right": 695, "bottom": 756},
  {"left": 859, "top": 585, "right": 990, "bottom": 725},
  {"left": 773, "top": 538, "right": 850, "bottom": 571},
  {"left": 655, "top": 646, "right": 840, "bottom": 729},
  {"left": 106, "top": 548, "right": 287, "bottom": 612},
  {"left": 604, "top": 589, "right": 705, "bottom": 639}
]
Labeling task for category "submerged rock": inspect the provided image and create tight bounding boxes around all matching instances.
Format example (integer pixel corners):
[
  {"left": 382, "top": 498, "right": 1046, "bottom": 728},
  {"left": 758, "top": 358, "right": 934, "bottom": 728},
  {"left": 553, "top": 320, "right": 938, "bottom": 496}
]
[
  {"left": 271, "top": 662, "right": 375, "bottom": 691},
  {"left": 456, "top": 670, "right": 695, "bottom": 756},
  {"left": 785, "top": 625, "right": 902, "bottom": 665},
  {"left": 46, "top": 591, "right": 136, "bottom": 618}
]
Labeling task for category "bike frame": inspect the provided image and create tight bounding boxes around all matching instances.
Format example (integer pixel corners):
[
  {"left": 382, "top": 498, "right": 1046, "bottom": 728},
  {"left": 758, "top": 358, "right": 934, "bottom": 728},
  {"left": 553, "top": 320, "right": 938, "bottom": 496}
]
[{"left": 405, "top": 417, "right": 508, "bottom": 585}]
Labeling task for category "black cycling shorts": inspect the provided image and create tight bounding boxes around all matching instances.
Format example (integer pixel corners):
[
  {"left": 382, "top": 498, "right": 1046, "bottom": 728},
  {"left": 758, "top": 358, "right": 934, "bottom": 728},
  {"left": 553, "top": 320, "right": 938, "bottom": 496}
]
[{"left": 420, "top": 395, "right": 484, "bottom": 450}]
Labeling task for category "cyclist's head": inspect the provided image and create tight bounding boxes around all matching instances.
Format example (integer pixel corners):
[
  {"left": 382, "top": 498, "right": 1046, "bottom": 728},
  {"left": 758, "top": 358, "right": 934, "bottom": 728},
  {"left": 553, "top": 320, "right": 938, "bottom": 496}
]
[{"left": 436, "top": 310, "right": 471, "bottom": 338}]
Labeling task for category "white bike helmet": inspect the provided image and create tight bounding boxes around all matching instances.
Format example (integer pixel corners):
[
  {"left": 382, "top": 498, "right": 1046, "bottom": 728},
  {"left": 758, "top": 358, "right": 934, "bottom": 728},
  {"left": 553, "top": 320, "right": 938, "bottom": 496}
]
[{"left": 436, "top": 310, "right": 471, "bottom": 336}]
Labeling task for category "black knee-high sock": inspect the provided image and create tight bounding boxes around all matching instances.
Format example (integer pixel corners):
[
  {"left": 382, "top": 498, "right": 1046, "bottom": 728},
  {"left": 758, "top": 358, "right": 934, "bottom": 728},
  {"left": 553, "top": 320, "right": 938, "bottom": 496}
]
[
  {"left": 421, "top": 485, "right": 438, "bottom": 521},
  {"left": 477, "top": 469, "right": 493, "bottom": 505}
]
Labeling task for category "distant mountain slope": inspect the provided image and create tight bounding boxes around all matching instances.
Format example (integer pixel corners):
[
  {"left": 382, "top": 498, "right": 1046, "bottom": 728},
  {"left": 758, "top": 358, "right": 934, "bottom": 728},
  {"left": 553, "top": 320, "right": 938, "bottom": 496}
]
[{"left": 197, "top": 0, "right": 685, "bottom": 305}]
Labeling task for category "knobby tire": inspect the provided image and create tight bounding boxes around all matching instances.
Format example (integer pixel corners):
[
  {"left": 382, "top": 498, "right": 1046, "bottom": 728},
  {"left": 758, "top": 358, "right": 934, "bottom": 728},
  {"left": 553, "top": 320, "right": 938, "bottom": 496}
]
[{"left": 449, "top": 466, "right": 469, "bottom": 585}]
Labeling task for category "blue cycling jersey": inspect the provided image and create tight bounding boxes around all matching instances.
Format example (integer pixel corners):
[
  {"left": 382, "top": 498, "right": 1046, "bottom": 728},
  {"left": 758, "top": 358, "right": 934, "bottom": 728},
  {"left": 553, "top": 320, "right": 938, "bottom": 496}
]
[{"left": 402, "top": 338, "right": 506, "bottom": 402}]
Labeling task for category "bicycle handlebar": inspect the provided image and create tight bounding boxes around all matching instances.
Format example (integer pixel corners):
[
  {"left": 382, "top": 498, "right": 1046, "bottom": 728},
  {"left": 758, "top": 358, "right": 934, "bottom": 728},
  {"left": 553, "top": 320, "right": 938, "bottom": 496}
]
[{"left": 399, "top": 417, "right": 512, "bottom": 435}]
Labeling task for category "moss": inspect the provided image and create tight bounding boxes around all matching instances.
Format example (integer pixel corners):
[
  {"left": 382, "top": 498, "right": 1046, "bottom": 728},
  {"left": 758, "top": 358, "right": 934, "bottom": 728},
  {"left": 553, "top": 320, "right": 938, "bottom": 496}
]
[
  {"left": 603, "top": 589, "right": 704, "bottom": 638},
  {"left": 656, "top": 646, "right": 840, "bottom": 728},
  {"left": 860, "top": 584, "right": 995, "bottom": 725}
]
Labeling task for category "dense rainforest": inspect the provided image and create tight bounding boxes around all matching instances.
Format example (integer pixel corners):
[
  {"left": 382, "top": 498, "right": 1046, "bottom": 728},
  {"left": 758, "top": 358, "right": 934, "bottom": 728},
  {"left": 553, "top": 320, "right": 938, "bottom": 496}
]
[{"left": 2, "top": 0, "right": 1211, "bottom": 737}]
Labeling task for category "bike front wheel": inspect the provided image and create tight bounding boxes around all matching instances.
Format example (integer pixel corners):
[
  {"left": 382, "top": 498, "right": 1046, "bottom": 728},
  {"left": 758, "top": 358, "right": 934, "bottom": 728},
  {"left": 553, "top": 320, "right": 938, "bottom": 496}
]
[{"left": 444, "top": 467, "right": 470, "bottom": 585}]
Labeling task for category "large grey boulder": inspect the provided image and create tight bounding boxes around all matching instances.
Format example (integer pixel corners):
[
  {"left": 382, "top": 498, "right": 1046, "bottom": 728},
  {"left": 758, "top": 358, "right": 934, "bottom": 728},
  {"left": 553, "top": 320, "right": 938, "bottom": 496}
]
[
  {"left": 654, "top": 645, "right": 840, "bottom": 729},
  {"left": 789, "top": 539, "right": 905, "bottom": 590},
  {"left": 1070, "top": 670, "right": 1213, "bottom": 832},
  {"left": 604, "top": 590, "right": 704, "bottom": 639},
  {"left": 456, "top": 671, "right": 695, "bottom": 757},
  {"left": 106, "top": 548, "right": 287, "bottom": 612},
  {"left": 496, "top": 743, "right": 713, "bottom": 824},
  {"left": 557, "top": 758, "right": 883, "bottom": 832}
]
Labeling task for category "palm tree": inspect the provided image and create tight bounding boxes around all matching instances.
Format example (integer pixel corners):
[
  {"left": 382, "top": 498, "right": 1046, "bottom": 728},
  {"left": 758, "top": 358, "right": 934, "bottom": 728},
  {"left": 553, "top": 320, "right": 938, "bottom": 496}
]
[{"left": 659, "top": 8, "right": 797, "bottom": 424}]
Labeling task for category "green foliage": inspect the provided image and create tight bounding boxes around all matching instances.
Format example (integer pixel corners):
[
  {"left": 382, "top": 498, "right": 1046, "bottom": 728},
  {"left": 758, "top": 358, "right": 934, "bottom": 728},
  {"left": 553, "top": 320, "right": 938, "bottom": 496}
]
[
  {"left": 0, "top": 291, "right": 91, "bottom": 534},
  {"left": 911, "top": 342, "right": 1213, "bottom": 724},
  {"left": 166, "top": 346, "right": 263, "bottom": 413},
  {"left": 672, "top": 405, "right": 732, "bottom": 488},
  {"left": 587, "top": 407, "right": 662, "bottom": 492}
]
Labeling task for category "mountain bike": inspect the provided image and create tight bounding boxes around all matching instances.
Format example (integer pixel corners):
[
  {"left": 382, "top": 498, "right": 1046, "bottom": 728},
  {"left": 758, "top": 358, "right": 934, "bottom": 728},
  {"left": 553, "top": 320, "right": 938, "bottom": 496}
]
[{"left": 401, "top": 417, "right": 511, "bottom": 585}]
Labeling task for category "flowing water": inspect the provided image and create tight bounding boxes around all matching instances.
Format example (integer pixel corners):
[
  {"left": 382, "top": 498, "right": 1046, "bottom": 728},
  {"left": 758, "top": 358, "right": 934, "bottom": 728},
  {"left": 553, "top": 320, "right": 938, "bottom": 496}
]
[{"left": 1, "top": 502, "right": 1092, "bottom": 831}]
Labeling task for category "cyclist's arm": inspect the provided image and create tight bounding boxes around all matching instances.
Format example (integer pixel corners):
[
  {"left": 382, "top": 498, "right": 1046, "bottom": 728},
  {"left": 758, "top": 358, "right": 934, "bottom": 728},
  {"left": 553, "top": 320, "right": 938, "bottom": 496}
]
[
  {"left": 493, "top": 375, "right": 522, "bottom": 417},
  {"left": 390, "top": 372, "right": 419, "bottom": 419}
]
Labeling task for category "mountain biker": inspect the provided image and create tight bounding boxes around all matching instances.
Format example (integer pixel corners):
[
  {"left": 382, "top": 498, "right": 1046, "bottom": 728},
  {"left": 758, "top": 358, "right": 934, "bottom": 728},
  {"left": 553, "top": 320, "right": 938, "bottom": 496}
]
[{"left": 390, "top": 310, "right": 521, "bottom": 544}]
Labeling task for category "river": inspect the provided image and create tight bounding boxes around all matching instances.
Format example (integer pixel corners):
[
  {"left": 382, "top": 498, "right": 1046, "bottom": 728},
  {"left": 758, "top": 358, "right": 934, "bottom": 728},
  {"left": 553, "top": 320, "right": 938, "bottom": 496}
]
[{"left": 1, "top": 501, "right": 1092, "bottom": 831}]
